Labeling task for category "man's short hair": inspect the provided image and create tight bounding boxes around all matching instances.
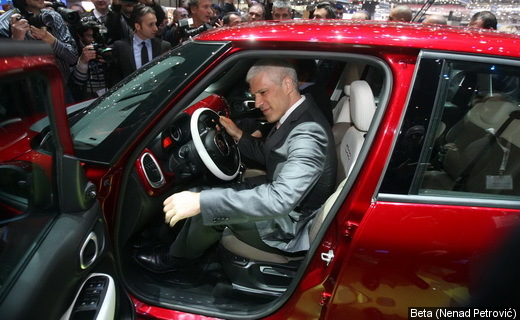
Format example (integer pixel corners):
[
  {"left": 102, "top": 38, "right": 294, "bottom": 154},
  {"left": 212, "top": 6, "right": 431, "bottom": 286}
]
[
  {"left": 351, "top": 10, "right": 370, "bottom": 20},
  {"left": 389, "top": 5, "right": 412, "bottom": 22},
  {"left": 315, "top": 3, "right": 336, "bottom": 19},
  {"left": 222, "top": 12, "right": 243, "bottom": 25},
  {"left": 272, "top": 0, "right": 291, "bottom": 12},
  {"left": 131, "top": 4, "right": 156, "bottom": 27},
  {"left": 246, "top": 59, "right": 298, "bottom": 90},
  {"left": 470, "top": 11, "right": 497, "bottom": 30},
  {"left": 249, "top": 3, "right": 265, "bottom": 19}
]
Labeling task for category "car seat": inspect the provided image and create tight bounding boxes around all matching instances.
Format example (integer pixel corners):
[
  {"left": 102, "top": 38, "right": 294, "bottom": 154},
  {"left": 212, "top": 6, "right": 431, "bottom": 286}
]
[
  {"left": 422, "top": 95, "right": 520, "bottom": 194},
  {"left": 336, "top": 80, "right": 376, "bottom": 184}
]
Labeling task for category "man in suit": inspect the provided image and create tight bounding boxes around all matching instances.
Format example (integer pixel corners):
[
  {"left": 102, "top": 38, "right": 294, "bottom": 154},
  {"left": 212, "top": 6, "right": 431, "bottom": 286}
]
[
  {"left": 108, "top": 4, "right": 170, "bottom": 86},
  {"left": 135, "top": 59, "right": 337, "bottom": 272}
]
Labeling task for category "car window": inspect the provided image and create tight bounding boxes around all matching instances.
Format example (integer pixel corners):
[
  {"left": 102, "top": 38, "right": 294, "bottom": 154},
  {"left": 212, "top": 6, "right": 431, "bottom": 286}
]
[
  {"left": 0, "top": 72, "right": 57, "bottom": 301},
  {"left": 64, "top": 42, "right": 229, "bottom": 164},
  {"left": 381, "top": 53, "right": 520, "bottom": 202}
]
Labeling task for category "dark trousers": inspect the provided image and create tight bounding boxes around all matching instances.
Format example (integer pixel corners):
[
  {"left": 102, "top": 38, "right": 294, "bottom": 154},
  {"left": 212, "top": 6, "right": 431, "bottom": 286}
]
[{"left": 168, "top": 178, "right": 288, "bottom": 259}]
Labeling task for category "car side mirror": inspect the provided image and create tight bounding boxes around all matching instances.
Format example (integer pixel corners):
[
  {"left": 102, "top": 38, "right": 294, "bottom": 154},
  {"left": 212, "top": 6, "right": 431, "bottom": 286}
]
[{"left": 0, "top": 162, "right": 52, "bottom": 225}]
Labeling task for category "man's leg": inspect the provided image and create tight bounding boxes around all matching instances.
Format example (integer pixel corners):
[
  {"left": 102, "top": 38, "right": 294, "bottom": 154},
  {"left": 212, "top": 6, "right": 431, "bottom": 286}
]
[
  {"left": 169, "top": 213, "right": 223, "bottom": 259},
  {"left": 135, "top": 214, "right": 223, "bottom": 272}
]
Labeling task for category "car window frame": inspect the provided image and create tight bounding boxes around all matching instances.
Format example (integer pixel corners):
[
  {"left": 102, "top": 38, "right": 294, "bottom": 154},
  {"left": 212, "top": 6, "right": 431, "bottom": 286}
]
[
  {"left": 378, "top": 50, "right": 520, "bottom": 209},
  {"left": 116, "top": 48, "right": 394, "bottom": 317}
]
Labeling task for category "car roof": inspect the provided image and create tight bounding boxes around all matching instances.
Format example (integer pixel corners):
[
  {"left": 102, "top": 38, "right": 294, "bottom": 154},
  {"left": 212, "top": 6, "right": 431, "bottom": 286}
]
[{"left": 196, "top": 20, "right": 520, "bottom": 58}]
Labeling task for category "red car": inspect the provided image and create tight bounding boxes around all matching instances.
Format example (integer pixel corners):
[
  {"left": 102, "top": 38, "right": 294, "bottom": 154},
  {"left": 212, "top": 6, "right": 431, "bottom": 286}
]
[{"left": 1, "top": 20, "right": 520, "bottom": 319}]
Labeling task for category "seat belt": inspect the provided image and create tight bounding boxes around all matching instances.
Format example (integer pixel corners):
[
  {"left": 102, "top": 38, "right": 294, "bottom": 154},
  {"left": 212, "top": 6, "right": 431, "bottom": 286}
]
[{"left": 452, "top": 110, "right": 520, "bottom": 191}]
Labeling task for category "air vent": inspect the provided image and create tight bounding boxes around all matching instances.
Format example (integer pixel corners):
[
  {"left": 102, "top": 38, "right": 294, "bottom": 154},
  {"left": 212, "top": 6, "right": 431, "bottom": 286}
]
[{"left": 140, "top": 152, "right": 166, "bottom": 188}]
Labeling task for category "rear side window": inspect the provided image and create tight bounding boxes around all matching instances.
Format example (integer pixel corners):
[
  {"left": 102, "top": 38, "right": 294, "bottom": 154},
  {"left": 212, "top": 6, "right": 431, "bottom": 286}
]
[{"left": 381, "top": 53, "right": 520, "bottom": 202}]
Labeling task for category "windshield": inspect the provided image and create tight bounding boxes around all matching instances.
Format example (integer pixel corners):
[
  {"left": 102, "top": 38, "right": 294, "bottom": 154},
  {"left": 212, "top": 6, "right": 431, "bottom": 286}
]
[{"left": 68, "top": 41, "right": 229, "bottom": 163}]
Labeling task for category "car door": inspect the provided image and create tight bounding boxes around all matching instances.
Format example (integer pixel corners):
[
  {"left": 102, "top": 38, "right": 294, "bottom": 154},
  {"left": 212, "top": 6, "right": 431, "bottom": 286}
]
[
  {"left": 0, "top": 41, "right": 134, "bottom": 319},
  {"left": 322, "top": 52, "right": 520, "bottom": 318}
]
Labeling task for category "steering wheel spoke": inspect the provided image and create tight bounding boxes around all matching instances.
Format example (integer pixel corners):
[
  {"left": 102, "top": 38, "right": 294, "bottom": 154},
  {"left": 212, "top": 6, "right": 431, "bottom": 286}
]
[{"left": 190, "top": 108, "right": 240, "bottom": 181}]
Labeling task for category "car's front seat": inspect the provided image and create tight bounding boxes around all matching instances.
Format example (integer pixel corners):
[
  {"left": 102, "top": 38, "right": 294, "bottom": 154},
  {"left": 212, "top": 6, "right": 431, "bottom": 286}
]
[
  {"left": 218, "top": 81, "right": 377, "bottom": 297},
  {"left": 336, "top": 80, "right": 376, "bottom": 184}
]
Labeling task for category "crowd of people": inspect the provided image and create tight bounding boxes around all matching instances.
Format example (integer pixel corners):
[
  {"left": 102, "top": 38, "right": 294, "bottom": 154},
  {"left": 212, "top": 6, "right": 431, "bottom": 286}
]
[{"left": 0, "top": 0, "right": 516, "bottom": 104}]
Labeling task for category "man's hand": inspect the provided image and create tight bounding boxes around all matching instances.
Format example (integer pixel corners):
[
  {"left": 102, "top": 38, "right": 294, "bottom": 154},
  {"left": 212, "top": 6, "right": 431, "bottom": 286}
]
[
  {"left": 219, "top": 116, "right": 243, "bottom": 141},
  {"left": 163, "top": 191, "right": 201, "bottom": 227},
  {"left": 30, "top": 25, "right": 56, "bottom": 45},
  {"left": 10, "top": 14, "right": 30, "bottom": 40},
  {"left": 80, "top": 45, "right": 97, "bottom": 64}
]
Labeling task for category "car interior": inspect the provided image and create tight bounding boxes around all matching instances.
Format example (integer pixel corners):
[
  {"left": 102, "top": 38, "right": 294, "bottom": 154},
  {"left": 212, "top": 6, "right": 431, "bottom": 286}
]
[
  {"left": 113, "top": 52, "right": 390, "bottom": 317},
  {"left": 419, "top": 62, "right": 520, "bottom": 197}
]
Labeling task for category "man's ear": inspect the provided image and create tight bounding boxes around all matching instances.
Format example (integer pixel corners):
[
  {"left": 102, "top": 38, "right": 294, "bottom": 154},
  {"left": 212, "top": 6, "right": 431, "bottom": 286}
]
[
  {"left": 283, "top": 76, "right": 294, "bottom": 94},
  {"left": 134, "top": 22, "right": 141, "bottom": 32}
]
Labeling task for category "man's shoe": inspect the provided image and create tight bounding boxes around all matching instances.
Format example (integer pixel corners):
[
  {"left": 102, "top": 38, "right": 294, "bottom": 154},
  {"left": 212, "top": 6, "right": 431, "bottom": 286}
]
[{"left": 134, "top": 247, "right": 196, "bottom": 273}]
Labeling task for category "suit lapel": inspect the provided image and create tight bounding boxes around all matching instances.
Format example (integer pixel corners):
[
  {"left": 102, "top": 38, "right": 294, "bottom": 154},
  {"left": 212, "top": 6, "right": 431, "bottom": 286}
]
[
  {"left": 264, "top": 99, "right": 311, "bottom": 153},
  {"left": 128, "top": 37, "right": 137, "bottom": 71}
]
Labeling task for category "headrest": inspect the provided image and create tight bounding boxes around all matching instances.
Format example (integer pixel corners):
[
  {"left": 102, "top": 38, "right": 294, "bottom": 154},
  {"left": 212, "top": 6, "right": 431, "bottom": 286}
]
[
  {"left": 343, "top": 84, "right": 350, "bottom": 96},
  {"left": 468, "top": 97, "right": 519, "bottom": 129},
  {"left": 350, "top": 80, "right": 376, "bottom": 132}
]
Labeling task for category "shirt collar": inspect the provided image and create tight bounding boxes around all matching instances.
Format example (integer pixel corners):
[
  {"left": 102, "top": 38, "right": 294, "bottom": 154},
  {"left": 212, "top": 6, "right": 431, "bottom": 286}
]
[
  {"left": 134, "top": 34, "right": 150, "bottom": 45},
  {"left": 278, "top": 95, "right": 305, "bottom": 127}
]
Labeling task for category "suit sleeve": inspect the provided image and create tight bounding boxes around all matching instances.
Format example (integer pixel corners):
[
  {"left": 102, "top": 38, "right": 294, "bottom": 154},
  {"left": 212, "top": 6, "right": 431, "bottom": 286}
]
[
  {"left": 236, "top": 133, "right": 267, "bottom": 166},
  {"left": 199, "top": 121, "right": 328, "bottom": 225}
]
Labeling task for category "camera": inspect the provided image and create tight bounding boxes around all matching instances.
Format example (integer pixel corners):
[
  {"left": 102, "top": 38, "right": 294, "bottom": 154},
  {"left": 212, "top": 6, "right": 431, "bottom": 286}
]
[
  {"left": 49, "top": 1, "right": 81, "bottom": 25},
  {"left": 91, "top": 42, "right": 114, "bottom": 63},
  {"left": 177, "top": 18, "right": 208, "bottom": 40},
  {"left": 13, "top": 0, "right": 80, "bottom": 28}
]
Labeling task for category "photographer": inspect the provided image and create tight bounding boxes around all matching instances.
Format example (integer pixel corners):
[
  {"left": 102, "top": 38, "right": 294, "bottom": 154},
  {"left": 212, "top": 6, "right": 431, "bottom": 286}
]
[
  {"left": 69, "top": 21, "right": 111, "bottom": 102},
  {"left": 0, "top": 0, "right": 77, "bottom": 95},
  {"left": 169, "top": 0, "right": 213, "bottom": 45}
]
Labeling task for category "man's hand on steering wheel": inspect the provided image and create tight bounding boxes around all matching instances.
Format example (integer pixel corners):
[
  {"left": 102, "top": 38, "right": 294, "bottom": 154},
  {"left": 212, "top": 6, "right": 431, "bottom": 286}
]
[{"left": 219, "top": 116, "right": 243, "bottom": 142}]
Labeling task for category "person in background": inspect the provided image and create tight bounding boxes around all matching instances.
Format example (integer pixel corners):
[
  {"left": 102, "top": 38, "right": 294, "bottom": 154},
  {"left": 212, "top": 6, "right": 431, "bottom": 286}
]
[
  {"left": 312, "top": 2, "right": 336, "bottom": 20},
  {"left": 69, "top": 3, "right": 86, "bottom": 14},
  {"left": 162, "top": 7, "right": 188, "bottom": 46},
  {"left": 498, "top": 25, "right": 519, "bottom": 35},
  {"left": 334, "top": 3, "right": 343, "bottom": 19},
  {"left": 221, "top": 11, "right": 243, "bottom": 26},
  {"left": 468, "top": 11, "right": 497, "bottom": 30},
  {"left": 210, "top": 3, "right": 222, "bottom": 25},
  {"left": 108, "top": 4, "right": 170, "bottom": 86},
  {"left": 0, "top": 0, "right": 77, "bottom": 101},
  {"left": 139, "top": 0, "right": 166, "bottom": 28},
  {"left": 89, "top": 0, "right": 111, "bottom": 24},
  {"left": 187, "top": 0, "right": 213, "bottom": 28},
  {"left": 271, "top": 0, "right": 291, "bottom": 20},
  {"left": 173, "top": 7, "right": 189, "bottom": 23},
  {"left": 422, "top": 14, "right": 447, "bottom": 25},
  {"left": 120, "top": 0, "right": 138, "bottom": 26},
  {"left": 388, "top": 5, "right": 412, "bottom": 22},
  {"left": 69, "top": 22, "right": 110, "bottom": 101},
  {"left": 247, "top": 3, "right": 265, "bottom": 22},
  {"left": 351, "top": 10, "right": 370, "bottom": 20}
]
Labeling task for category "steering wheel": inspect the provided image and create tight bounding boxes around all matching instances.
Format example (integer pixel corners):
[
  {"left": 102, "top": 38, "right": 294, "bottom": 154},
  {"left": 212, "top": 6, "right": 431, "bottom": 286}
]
[{"left": 190, "top": 108, "right": 241, "bottom": 181}]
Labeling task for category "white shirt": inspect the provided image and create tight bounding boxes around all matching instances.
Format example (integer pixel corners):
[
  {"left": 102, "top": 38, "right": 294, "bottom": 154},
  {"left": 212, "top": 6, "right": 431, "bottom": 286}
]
[
  {"left": 133, "top": 34, "right": 152, "bottom": 69},
  {"left": 277, "top": 95, "right": 306, "bottom": 128}
]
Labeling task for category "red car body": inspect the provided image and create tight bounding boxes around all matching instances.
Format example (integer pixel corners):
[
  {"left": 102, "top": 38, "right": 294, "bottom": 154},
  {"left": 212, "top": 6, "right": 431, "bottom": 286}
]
[{"left": 1, "top": 20, "right": 519, "bottom": 320}]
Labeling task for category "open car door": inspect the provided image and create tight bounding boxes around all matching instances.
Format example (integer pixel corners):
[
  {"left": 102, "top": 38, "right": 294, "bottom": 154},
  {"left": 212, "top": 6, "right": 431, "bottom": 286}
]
[{"left": 0, "top": 41, "right": 134, "bottom": 319}]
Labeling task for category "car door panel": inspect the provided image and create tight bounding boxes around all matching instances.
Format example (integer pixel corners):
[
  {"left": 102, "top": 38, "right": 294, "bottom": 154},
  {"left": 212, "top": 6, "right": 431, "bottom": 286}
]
[{"left": 0, "top": 40, "right": 133, "bottom": 320}]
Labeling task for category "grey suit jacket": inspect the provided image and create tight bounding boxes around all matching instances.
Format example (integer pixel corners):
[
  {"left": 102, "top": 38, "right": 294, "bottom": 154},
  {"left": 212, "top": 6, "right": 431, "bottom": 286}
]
[
  {"left": 108, "top": 36, "right": 170, "bottom": 87},
  {"left": 200, "top": 96, "right": 337, "bottom": 253}
]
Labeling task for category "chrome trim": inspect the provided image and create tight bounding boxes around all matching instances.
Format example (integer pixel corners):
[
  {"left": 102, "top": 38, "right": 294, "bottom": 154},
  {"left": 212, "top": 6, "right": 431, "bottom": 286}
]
[
  {"left": 140, "top": 152, "right": 166, "bottom": 189},
  {"left": 80, "top": 232, "right": 98, "bottom": 270}
]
